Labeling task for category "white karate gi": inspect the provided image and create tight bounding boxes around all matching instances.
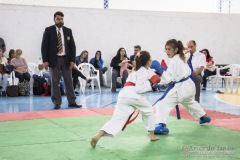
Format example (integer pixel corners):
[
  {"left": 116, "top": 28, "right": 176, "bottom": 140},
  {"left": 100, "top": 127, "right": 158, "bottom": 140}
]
[
  {"left": 155, "top": 55, "right": 206, "bottom": 124},
  {"left": 101, "top": 67, "right": 156, "bottom": 136}
]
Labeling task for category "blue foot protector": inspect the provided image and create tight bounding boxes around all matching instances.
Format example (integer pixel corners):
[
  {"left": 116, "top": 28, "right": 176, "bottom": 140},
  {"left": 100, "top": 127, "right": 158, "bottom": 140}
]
[{"left": 154, "top": 123, "right": 169, "bottom": 134}]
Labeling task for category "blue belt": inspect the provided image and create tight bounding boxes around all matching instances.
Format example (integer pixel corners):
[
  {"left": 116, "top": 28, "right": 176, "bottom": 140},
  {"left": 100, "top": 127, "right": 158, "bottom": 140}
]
[{"left": 153, "top": 76, "right": 190, "bottom": 119}]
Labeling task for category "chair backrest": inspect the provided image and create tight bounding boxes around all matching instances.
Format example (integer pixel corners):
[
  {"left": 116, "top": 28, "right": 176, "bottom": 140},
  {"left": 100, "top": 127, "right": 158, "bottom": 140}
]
[
  {"left": 216, "top": 64, "right": 240, "bottom": 76},
  {"left": 77, "top": 63, "right": 101, "bottom": 92},
  {"left": 27, "top": 62, "right": 38, "bottom": 75},
  {"left": 77, "top": 63, "right": 98, "bottom": 77}
]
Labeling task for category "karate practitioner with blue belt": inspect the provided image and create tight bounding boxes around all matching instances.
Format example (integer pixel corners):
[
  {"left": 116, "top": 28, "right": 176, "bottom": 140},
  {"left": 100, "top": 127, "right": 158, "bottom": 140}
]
[{"left": 151, "top": 39, "right": 211, "bottom": 134}]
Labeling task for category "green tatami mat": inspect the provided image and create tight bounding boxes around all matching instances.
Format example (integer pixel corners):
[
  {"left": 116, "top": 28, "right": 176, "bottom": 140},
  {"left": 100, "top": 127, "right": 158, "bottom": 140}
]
[{"left": 0, "top": 116, "right": 239, "bottom": 160}]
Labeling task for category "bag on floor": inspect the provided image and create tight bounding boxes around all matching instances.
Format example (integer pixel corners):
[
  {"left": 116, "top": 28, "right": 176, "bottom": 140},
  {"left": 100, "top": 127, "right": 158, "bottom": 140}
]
[
  {"left": 33, "top": 75, "right": 47, "bottom": 95},
  {"left": 18, "top": 81, "right": 30, "bottom": 96},
  {"left": 6, "top": 85, "right": 19, "bottom": 97}
]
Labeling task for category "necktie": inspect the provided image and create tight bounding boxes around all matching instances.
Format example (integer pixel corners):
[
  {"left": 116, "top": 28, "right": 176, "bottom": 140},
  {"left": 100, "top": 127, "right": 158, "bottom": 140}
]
[
  {"left": 187, "top": 53, "right": 194, "bottom": 80},
  {"left": 57, "top": 30, "right": 63, "bottom": 53}
]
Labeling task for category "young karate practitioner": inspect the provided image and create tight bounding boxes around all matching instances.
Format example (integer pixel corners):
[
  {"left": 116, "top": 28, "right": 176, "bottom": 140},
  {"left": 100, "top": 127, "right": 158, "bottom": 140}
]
[
  {"left": 153, "top": 39, "right": 211, "bottom": 134},
  {"left": 91, "top": 51, "right": 160, "bottom": 148}
]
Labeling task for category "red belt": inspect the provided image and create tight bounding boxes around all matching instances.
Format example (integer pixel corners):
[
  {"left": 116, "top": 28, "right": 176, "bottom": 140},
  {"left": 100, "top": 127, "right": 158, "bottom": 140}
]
[{"left": 124, "top": 81, "right": 135, "bottom": 87}]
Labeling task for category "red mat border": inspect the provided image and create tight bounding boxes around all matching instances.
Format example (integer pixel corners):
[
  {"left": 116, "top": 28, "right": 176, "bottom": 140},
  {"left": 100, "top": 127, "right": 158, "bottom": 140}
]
[{"left": 0, "top": 107, "right": 239, "bottom": 131}]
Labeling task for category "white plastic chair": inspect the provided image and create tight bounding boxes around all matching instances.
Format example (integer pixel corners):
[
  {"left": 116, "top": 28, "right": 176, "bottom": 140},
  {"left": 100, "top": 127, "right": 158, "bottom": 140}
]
[
  {"left": 215, "top": 64, "right": 240, "bottom": 93},
  {"left": 232, "top": 65, "right": 240, "bottom": 93},
  {"left": 102, "top": 65, "right": 107, "bottom": 86},
  {"left": 77, "top": 63, "right": 101, "bottom": 93},
  {"left": 27, "top": 62, "right": 38, "bottom": 75}
]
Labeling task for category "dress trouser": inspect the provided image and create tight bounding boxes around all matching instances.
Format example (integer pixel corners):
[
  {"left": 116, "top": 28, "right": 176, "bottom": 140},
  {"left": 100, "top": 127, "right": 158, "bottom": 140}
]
[
  {"left": 193, "top": 75, "right": 202, "bottom": 103},
  {"left": 101, "top": 97, "right": 155, "bottom": 136},
  {"left": 49, "top": 56, "right": 76, "bottom": 105}
]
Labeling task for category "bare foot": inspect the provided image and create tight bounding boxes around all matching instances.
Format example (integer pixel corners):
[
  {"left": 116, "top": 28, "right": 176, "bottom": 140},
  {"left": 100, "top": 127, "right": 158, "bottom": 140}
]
[
  {"left": 90, "top": 137, "right": 98, "bottom": 148},
  {"left": 150, "top": 136, "right": 159, "bottom": 141}
]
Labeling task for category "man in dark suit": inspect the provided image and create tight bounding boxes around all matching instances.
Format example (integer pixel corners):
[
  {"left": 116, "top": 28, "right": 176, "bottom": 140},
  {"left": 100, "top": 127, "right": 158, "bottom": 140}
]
[{"left": 41, "top": 11, "right": 81, "bottom": 109}]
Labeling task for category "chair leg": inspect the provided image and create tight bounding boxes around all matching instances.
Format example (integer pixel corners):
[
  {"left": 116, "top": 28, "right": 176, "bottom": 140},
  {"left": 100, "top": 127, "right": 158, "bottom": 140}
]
[
  {"left": 216, "top": 78, "right": 219, "bottom": 91},
  {"left": 97, "top": 78, "right": 101, "bottom": 92},
  {"left": 91, "top": 79, "right": 94, "bottom": 91},
  {"left": 225, "top": 78, "right": 228, "bottom": 93},
  {"left": 236, "top": 79, "right": 239, "bottom": 93},
  {"left": 230, "top": 78, "right": 233, "bottom": 93},
  {"left": 211, "top": 77, "right": 215, "bottom": 90}
]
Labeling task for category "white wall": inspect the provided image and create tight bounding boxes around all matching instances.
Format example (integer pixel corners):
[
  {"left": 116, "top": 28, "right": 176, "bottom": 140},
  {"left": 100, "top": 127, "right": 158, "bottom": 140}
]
[{"left": 0, "top": 3, "right": 240, "bottom": 69}]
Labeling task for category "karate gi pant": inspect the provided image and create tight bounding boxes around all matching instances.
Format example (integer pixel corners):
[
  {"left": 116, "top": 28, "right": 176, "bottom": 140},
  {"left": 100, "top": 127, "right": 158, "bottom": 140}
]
[
  {"left": 101, "top": 97, "right": 155, "bottom": 136},
  {"left": 156, "top": 79, "right": 206, "bottom": 125}
]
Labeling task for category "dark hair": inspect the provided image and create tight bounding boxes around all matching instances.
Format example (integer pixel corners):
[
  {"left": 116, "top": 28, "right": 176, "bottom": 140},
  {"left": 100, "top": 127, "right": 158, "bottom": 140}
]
[
  {"left": 116, "top": 48, "right": 127, "bottom": 59},
  {"left": 165, "top": 39, "right": 185, "bottom": 61},
  {"left": 200, "top": 49, "right": 211, "bottom": 59},
  {"left": 134, "top": 45, "right": 141, "bottom": 50},
  {"left": 9, "top": 49, "right": 15, "bottom": 58},
  {"left": 95, "top": 50, "right": 102, "bottom": 60},
  {"left": 135, "top": 51, "right": 151, "bottom": 71},
  {"left": 54, "top": 11, "right": 64, "bottom": 18}
]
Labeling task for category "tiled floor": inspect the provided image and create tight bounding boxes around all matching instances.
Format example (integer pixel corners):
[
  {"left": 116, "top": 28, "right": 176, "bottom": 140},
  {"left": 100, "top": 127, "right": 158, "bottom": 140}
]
[{"left": 0, "top": 86, "right": 239, "bottom": 115}]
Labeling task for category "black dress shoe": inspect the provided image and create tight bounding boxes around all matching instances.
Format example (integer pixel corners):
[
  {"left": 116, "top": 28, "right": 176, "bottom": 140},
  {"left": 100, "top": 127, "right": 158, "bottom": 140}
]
[
  {"left": 68, "top": 103, "right": 82, "bottom": 108},
  {"left": 54, "top": 104, "right": 61, "bottom": 109},
  {"left": 74, "top": 91, "right": 79, "bottom": 95}
]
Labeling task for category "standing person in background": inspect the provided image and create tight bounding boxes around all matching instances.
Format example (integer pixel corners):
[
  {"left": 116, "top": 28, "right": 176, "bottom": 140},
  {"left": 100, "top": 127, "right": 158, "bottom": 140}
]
[
  {"left": 187, "top": 40, "right": 205, "bottom": 103},
  {"left": 110, "top": 48, "right": 129, "bottom": 92},
  {"left": 89, "top": 50, "right": 108, "bottom": 87},
  {"left": 200, "top": 49, "right": 216, "bottom": 90},
  {"left": 129, "top": 45, "right": 141, "bottom": 69},
  {"left": 41, "top": 11, "right": 81, "bottom": 109},
  {"left": 0, "top": 37, "right": 6, "bottom": 54}
]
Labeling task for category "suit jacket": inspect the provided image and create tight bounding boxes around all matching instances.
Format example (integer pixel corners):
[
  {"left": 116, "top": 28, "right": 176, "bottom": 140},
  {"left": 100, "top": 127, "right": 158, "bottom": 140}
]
[{"left": 41, "top": 25, "right": 76, "bottom": 68}]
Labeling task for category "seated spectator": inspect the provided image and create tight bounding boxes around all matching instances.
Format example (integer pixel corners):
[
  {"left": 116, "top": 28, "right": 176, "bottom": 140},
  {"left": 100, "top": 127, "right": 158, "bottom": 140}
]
[
  {"left": 38, "top": 58, "right": 65, "bottom": 95},
  {"left": 7, "top": 49, "right": 15, "bottom": 64},
  {"left": 110, "top": 48, "right": 129, "bottom": 92},
  {"left": 0, "top": 49, "right": 9, "bottom": 96},
  {"left": 89, "top": 50, "right": 108, "bottom": 87},
  {"left": 129, "top": 45, "right": 141, "bottom": 69},
  {"left": 201, "top": 49, "right": 216, "bottom": 90},
  {"left": 73, "top": 50, "right": 91, "bottom": 94},
  {"left": 10, "top": 49, "right": 30, "bottom": 83},
  {"left": 76, "top": 50, "right": 88, "bottom": 66}
]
